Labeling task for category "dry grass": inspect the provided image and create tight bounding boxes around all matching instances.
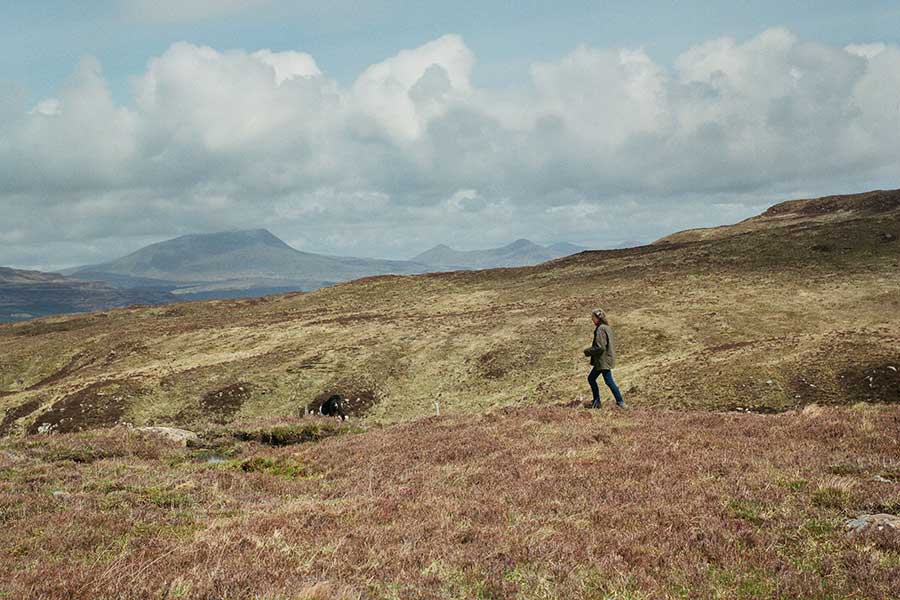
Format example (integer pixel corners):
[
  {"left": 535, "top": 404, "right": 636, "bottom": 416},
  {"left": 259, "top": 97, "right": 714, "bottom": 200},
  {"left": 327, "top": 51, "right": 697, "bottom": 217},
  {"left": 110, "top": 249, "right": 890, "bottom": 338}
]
[{"left": 1, "top": 405, "right": 899, "bottom": 599}]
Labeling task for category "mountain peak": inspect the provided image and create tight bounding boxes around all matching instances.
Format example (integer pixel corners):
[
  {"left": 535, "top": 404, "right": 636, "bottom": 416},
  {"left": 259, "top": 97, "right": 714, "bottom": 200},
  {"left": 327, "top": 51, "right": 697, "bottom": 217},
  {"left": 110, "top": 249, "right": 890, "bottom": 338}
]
[
  {"left": 68, "top": 228, "right": 432, "bottom": 288},
  {"left": 546, "top": 241, "right": 587, "bottom": 253},
  {"left": 504, "top": 238, "right": 539, "bottom": 250},
  {"left": 171, "top": 228, "right": 287, "bottom": 247}
]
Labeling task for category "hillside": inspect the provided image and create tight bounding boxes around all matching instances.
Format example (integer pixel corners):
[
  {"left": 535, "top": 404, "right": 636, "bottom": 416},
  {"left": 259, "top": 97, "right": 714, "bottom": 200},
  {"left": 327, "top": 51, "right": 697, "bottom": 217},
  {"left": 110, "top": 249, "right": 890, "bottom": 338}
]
[
  {"left": 66, "top": 229, "right": 435, "bottom": 298},
  {"left": 0, "top": 267, "right": 176, "bottom": 323},
  {"left": 0, "top": 189, "right": 897, "bottom": 435},
  {"left": 2, "top": 189, "right": 900, "bottom": 599},
  {"left": 655, "top": 189, "right": 900, "bottom": 245},
  {"left": 412, "top": 238, "right": 587, "bottom": 269}
]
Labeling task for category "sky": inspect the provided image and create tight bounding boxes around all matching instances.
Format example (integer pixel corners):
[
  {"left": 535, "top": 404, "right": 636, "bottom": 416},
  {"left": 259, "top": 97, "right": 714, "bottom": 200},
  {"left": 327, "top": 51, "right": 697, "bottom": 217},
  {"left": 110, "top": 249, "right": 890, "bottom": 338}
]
[{"left": 2, "top": 1, "right": 899, "bottom": 269}]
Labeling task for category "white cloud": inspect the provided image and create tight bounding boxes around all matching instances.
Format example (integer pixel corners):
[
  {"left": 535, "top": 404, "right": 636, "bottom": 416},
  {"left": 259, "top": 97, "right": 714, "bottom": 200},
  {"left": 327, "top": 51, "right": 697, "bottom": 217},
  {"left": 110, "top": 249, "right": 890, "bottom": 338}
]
[
  {"left": 845, "top": 43, "right": 887, "bottom": 59},
  {"left": 352, "top": 34, "right": 474, "bottom": 140},
  {"left": 28, "top": 99, "right": 61, "bottom": 116},
  {"left": 447, "top": 189, "right": 484, "bottom": 212},
  {"left": 2, "top": 29, "right": 900, "bottom": 267},
  {"left": 131, "top": 43, "right": 338, "bottom": 156},
  {"left": 2, "top": 57, "right": 139, "bottom": 192},
  {"left": 251, "top": 50, "right": 321, "bottom": 84},
  {"left": 530, "top": 45, "right": 667, "bottom": 146}
]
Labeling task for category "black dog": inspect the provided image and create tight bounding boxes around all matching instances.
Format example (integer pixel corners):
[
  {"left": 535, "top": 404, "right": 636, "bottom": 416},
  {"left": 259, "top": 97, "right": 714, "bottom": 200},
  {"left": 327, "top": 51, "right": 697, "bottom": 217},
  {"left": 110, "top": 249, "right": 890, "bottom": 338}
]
[{"left": 317, "top": 394, "right": 348, "bottom": 421}]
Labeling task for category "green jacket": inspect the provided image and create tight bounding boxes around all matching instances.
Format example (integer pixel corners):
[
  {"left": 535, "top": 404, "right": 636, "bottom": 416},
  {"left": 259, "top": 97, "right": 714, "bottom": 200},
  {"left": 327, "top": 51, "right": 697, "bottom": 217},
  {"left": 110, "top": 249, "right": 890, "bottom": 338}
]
[{"left": 585, "top": 324, "right": 616, "bottom": 370}]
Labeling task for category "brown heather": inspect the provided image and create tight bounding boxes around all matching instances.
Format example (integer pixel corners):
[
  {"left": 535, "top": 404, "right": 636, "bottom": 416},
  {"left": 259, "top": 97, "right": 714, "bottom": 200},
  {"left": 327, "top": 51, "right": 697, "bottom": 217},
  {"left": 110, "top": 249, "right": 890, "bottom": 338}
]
[
  {"left": 1, "top": 189, "right": 900, "bottom": 598},
  {"left": 1, "top": 406, "right": 899, "bottom": 598}
]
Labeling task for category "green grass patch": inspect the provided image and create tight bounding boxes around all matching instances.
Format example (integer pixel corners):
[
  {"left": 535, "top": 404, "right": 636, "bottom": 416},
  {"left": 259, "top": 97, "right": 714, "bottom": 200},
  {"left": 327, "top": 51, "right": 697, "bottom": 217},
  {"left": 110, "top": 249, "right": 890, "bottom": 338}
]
[
  {"left": 781, "top": 478, "right": 808, "bottom": 492},
  {"left": 704, "top": 566, "right": 777, "bottom": 598},
  {"left": 802, "top": 517, "right": 838, "bottom": 538},
  {"left": 726, "top": 499, "right": 767, "bottom": 527},
  {"left": 422, "top": 560, "right": 497, "bottom": 599}
]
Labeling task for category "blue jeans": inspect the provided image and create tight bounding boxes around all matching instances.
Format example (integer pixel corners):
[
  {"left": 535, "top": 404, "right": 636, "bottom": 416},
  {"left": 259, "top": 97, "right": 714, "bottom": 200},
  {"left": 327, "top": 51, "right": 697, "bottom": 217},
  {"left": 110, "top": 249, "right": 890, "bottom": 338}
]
[{"left": 588, "top": 367, "right": 624, "bottom": 408}]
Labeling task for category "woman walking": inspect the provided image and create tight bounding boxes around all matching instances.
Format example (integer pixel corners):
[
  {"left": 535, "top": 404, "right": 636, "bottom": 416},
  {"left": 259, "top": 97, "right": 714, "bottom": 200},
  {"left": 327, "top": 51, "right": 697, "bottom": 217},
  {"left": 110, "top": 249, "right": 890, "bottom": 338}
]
[{"left": 583, "top": 307, "right": 626, "bottom": 409}]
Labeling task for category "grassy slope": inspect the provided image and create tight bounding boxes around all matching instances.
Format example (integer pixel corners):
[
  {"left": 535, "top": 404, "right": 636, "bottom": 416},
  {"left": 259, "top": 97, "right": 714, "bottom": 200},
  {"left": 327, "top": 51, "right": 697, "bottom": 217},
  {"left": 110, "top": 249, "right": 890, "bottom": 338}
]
[{"left": 1, "top": 190, "right": 898, "bottom": 433}]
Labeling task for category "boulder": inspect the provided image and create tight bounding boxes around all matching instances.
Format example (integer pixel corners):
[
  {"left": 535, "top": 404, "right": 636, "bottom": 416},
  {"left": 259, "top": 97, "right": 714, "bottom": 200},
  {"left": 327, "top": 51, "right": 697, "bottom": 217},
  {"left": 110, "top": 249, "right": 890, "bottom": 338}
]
[
  {"left": 135, "top": 426, "right": 198, "bottom": 446},
  {"left": 845, "top": 513, "right": 900, "bottom": 534}
]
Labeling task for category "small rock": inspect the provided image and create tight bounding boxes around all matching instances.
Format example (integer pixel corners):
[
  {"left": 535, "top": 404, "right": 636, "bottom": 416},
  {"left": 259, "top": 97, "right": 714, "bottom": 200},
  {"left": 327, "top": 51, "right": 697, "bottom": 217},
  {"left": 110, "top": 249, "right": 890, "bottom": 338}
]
[
  {"left": 51, "top": 490, "right": 70, "bottom": 498},
  {"left": 135, "top": 426, "right": 198, "bottom": 446},
  {"left": 766, "top": 379, "right": 774, "bottom": 385},
  {"left": 845, "top": 513, "right": 900, "bottom": 534},
  {"left": 888, "top": 366, "right": 897, "bottom": 372},
  {"left": 872, "top": 475, "right": 894, "bottom": 484}
]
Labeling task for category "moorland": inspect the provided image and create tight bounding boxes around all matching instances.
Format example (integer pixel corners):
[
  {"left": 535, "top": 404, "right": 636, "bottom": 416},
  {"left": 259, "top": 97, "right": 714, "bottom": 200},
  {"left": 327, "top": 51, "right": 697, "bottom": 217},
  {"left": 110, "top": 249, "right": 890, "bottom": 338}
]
[{"left": 1, "top": 189, "right": 898, "bottom": 599}]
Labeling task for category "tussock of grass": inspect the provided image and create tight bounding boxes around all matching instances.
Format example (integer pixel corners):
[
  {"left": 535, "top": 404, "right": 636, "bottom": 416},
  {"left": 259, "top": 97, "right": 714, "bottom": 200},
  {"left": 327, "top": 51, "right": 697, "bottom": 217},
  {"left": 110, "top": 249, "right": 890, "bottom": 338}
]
[{"left": 811, "top": 485, "right": 854, "bottom": 510}]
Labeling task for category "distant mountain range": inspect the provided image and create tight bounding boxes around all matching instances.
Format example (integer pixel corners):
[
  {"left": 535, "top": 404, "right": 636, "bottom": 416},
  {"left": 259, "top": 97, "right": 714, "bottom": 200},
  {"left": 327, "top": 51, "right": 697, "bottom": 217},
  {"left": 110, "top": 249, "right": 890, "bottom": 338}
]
[
  {"left": 62, "top": 229, "right": 435, "bottom": 298},
  {"left": 411, "top": 239, "right": 588, "bottom": 269},
  {"left": 0, "top": 267, "right": 176, "bottom": 323},
  {"left": 64, "top": 230, "right": 589, "bottom": 292},
  {"left": 2, "top": 230, "right": 590, "bottom": 322}
]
